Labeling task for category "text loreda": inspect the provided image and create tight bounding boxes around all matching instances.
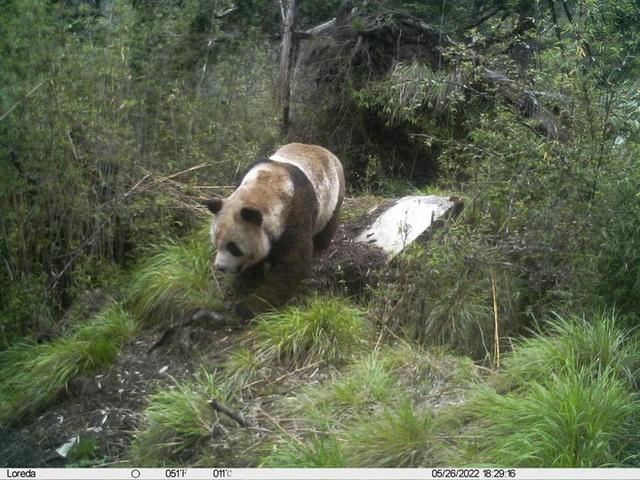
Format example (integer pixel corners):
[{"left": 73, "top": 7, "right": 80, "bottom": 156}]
[{"left": 6, "top": 470, "right": 36, "bottom": 478}]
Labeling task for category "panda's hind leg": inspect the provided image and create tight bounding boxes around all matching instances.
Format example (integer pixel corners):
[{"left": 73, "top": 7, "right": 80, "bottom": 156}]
[{"left": 313, "top": 203, "right": 341, "bottom": 255}]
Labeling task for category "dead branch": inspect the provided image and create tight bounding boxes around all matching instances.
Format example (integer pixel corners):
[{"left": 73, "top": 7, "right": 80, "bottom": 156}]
[
  {"left": 277, "top": 0, "right": 298, "bottom": 135},
  {"left": 147, "top": 308, "right": 242, "bottom": 354},
  {"left": 0, "top": 81, "right": 46, "bottom": 123},
  {"left": 214, "top": 6, "right": 238, "bottom": 19},
  {"left": 209, "top": 398, "right": 250, "bottom": 427}
]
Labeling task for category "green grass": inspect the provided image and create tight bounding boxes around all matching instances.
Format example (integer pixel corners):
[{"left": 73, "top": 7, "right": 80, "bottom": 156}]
[
  {"left": 443, "top": 311, "right": 640, "bottom": 467},
  {"left": 380, "top": 340, "right": 478, "bottom": 389},
  {"left": 370, "top": 230, "right": 521, "bottom": 360},
  {"left": 0, "top": 304, "right": 137, "bottom": 423},
  {"left": 458, "top": 369, "right": 637, "bottom": 467},
  {"left": 261, "top": 435, "right": 346, "bottom": 467},
  {"left": 131, "top": 369, "right": 228, "bottom": 466},
  {"left": 342, "top": 398, "right": 444, "bottom": 467},
  {"left": 128, "top": 230, "right": 222, "bottom": 326},
  {"left": 499, "top": 311, "right": 640, "bottom": 391},
  {"left": 294, "top": 354, "right": 397, "bottom": 427},
  {"left": 253, "top": 296, "right": 367, "bottom": 366},
  {"left": 222, "top": 346, "right": 265, "bottom": 390},
  {"left": 264, "top": 398, "right": 443, "bottom": 468}
]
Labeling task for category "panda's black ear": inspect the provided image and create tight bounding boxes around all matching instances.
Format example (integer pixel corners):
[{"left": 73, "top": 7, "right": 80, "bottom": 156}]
[
  {"left": 241, "top": 207, "right": 263, "bottom": 226},
  {"left": 204, "top": 198, "right": 224, "bottom": 214}
]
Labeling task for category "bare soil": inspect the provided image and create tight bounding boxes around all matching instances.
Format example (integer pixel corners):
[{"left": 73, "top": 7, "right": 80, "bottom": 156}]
[
  {"left": 0, "top": 325, "right": 245, "bottom": 467},
  {"left": 310, "top": 197, "right": 390, "bottom": 294}
]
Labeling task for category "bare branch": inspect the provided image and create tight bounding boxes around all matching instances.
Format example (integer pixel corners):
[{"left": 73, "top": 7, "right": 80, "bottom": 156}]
[{"left": 209, "top": 398, "right": 250, "bottom": 427}]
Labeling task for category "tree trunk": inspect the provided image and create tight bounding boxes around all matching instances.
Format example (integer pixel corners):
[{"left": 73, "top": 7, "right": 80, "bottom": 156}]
[{"left": 277, "top": 0, "right": 297, "bottom": 136}]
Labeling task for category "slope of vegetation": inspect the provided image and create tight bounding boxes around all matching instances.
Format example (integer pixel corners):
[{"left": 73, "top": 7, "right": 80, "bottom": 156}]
[
  {"left": 0, "top": 305, "right": 136, "bottom": 423},
  {"left": 2, "top": 0, "right": 640, "bottom": 470}
]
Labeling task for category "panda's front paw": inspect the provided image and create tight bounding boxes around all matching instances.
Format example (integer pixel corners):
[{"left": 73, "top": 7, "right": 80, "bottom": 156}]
[{"left": 232, "top": 302, "right": 255, "bottom": 322}]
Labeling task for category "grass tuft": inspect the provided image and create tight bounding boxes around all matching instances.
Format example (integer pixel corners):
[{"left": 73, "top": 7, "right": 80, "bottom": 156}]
[
  {"left": 261, "top": 436, "right": 346, "bottom": 467},
  {"left": 499, "top": 311, "right": 640, "bottom": 391},
  {"left": 222, "top": 346, "right": 265, "bottom": 391},
  {"left": 253, "top": 296, "right": 367, "bottom": 366},
  {"left": 128, "top": 230, "right": 221, "bottom": 325},
  {"left": 130, "top": 369, "right": 226, "bottom": 466},
  {"left": 342, "top": 398, "right": 444, "bottom": 467},
  {"left": 445, "top": 311, "right": 640, "bottom": 467},
  {"left": 0, "top": 304, "right": 137, "bottom": 422},
  {"left": 294, "top": 354, "right": 396, "bottom": 427},
  {"left": 459, "top": 369, "right": 637, "bottom": 467}
]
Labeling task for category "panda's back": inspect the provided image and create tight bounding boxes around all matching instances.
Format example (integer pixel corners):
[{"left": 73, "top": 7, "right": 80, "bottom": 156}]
[{"left": 269, "top": 143, "right": 344, "bottom": 234}]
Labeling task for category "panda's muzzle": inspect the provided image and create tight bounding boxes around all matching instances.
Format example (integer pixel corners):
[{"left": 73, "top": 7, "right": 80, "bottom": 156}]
[{"left": 215, "top": 263, "right": 241, "bottom": 275}]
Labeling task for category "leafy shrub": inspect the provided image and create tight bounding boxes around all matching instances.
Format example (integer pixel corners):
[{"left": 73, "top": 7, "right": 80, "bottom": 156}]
[
  {"left": 0, "top": 0, "right": 279, "bottom": 342},
  {"left": 594, "top": 149, "right": 640, "bottom": 324}
]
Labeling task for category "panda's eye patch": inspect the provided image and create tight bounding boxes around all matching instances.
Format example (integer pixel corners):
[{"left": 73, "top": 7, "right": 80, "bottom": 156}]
[{"left": 227, "top": 242, "right": 243, "bottom": 257}]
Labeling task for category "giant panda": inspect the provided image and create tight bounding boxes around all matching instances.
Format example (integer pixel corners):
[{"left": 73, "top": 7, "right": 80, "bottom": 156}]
[{"left": 205, "top": 143, "right": 345, "bottom": 319}]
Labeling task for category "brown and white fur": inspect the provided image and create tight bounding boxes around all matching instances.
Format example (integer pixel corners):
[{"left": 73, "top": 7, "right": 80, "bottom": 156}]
[{"left": 205, "top": 143, "right": 345, "bottom": 319}]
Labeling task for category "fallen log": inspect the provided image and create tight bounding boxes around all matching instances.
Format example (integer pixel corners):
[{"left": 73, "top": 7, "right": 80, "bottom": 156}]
[
  {"left": 312, "top": 195, "right": 462, "bottom": 293},
  {"left": 356, "top": 195, "right": 459, "bottom": 259}
]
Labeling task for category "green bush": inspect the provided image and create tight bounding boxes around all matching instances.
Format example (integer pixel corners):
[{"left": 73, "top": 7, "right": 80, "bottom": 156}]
[
  {"left": 594, "top": 149, "right": 640, "bottom": 324},
  {"left": 0, "top": 0, "right": 279, "bottom": 343}
]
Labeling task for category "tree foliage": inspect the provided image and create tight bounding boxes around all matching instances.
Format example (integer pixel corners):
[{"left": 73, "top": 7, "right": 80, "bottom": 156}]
[{"left": 2, "top": 0, "right": 640, "bottom": 345}]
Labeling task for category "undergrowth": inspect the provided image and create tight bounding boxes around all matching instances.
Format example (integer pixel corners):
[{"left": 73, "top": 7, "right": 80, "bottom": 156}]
[
  {"left": 128, "top": 225, "right": 222, "bottom": 325},
  {"left": 263, "top": 341, "right": 472, "bottom": 467},
  {"left": 131, "top": 370, "right": 232, "bottom": 466},
  {"left": 341, "top": 398, "right": 444, "bottom": 467},
  {"left": 0, "top": 304, "right": 136, "bottom": 423},
  {"left": 448, "top": 311, "right": 640, "bottom": 467},
  {"left": 261, "top": 436, "right": 346, "bottom": 467},
  {"left": 457, "top": 369, "right": 637, "bottom": 467},
  {"left": 498, "top": 311, "right": 640, "bottom": 391},
  {"left": 253, "top": 296, "right": 367, "bottom": 366},
  {"left": 262, "top": 312, "right": 640, "bottom": 468},
  {"left": 294, "top": 354, "right": 397, "bottom": 427}
]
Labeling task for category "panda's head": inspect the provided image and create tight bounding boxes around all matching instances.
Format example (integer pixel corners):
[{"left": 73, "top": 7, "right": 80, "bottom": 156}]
[{"left": 205, "top": 198, "right": 269, "bottom": 275}]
